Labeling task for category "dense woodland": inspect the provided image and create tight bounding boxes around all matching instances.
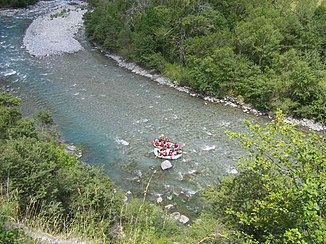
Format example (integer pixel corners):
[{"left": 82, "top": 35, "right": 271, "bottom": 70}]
[
  {"left": 0, "top": 0, "right": 36, "bottom": 8},
  {"left": 84, "top": 0, "right": 326, "bottom": 123}
]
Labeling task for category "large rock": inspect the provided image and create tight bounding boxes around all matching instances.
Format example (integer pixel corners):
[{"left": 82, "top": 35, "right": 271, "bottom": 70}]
[
  {"left": 179, "top": 215, "right": 190, "bottom": 224},
  {"left": 169, "top": 212, "right": 190, "bottom": 224},
  {"left": 161, "top": 160, "right": 173, "bottom": 170},
  {"left": 228, "top": 167, "right": 238, "bottom": 175},
  {"left": 156, "top": 196, "right": 163, "bottom": 203}
]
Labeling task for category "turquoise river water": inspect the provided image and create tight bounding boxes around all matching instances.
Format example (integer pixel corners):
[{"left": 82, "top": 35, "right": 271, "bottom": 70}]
[{"left": 0, "top": 4, "right": 269, "bottom": 214}]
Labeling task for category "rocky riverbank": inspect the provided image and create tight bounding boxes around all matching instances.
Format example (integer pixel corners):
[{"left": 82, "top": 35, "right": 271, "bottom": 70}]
[
  {"left": 104, "top": 53, "right": 326, "bottom": 132},
  {"left": 11, "top": 0, "right": 325, "bottom": 132}
]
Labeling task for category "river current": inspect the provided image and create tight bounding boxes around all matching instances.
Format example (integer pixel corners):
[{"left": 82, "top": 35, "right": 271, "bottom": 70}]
[{"left": 0, "top": 4, "right": 269, "bottom": 214}]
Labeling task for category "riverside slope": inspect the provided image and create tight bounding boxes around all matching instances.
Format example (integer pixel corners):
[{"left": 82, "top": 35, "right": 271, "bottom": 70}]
[{"left": 20, "top": 0, "right": 325, "bottom": 131}]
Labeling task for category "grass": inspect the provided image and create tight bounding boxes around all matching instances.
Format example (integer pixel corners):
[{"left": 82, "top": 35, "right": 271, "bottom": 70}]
[{"left": 50, "top": 8, "right": 70, "bottom": 20}]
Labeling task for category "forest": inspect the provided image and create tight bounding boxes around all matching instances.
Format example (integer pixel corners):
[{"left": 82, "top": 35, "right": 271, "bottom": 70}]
[{"left": 84, "top": 0, "right": 326, "bottom": 123}]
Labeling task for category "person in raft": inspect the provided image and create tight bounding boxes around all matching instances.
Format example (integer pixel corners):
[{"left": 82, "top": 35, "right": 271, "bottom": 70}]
[{"left": 159, "top": 135, "right": 170, "bottom": 143}]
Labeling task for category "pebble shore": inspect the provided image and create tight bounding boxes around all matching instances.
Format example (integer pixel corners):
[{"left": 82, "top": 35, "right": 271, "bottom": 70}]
[
  {"left": 22, "top": 1, "right": 87, "bottom": 57},
  {"left": 105, "top": 53, "right": 326, "bottom": 132},
  {"left": 4, "top": 0, "right": 323, "bottom": 132}
]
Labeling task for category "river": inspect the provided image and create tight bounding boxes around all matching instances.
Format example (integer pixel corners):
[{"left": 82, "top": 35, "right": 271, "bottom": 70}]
[{"left": 0, "top": 4, "right": 269, "bottom": 215}]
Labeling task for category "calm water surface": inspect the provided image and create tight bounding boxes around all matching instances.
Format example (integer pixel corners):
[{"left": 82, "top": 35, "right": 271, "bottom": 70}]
[{"left": 0, "top": 5, "right": 269, "bottom": 214}]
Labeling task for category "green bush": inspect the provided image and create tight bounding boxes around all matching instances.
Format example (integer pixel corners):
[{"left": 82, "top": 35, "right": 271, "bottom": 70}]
[
  {"left": 84, "top": 0, "right": 326, "bottom": 122},
  {"left": 202, "top": 111, "right": 326, "bottom": 243},
  {"left": 0, "top": 0, "right": 37, "bottom": 8},
  {"left": 0, "top": 92, "right": 124, "bottom": 242}
]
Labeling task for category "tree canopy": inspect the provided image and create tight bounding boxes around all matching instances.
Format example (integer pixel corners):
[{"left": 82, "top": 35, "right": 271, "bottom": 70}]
[
  {"left": 85, "top": 0, "right": 326, "bottom": 123},
  {"left": 0, "top": 92, "right": 123, "bottom": 242},
  {"left": 202, "top": 110, "right": 326, "bottom": 243},
  {"left": 0, "top": 0, "right": 37, "bottom": 8}
]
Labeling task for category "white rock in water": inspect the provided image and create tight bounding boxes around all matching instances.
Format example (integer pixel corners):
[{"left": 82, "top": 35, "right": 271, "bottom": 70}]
[
  {"left": 161, "top": 160, "right": 173, "bottom": 170},
  {"left": 179, "top": 215, "right": 190, "bottom": 224},
  {"left": 66, "top": 145, "right": 77, "bottom": 151},
  {"left": 115, "top": 138, "right": 129, "bottom": 145},
  {"left": 201, "top": 145, "right": 216, "bottom": 151},
  {"left": 164, "top": 204, "right": 174, "bottom": 210},
  {"left": 229, "top": 168, "right": 238, "bottom": 175},
  {"left": 157, "top": 196, "right": 163, "bottom": 203}
]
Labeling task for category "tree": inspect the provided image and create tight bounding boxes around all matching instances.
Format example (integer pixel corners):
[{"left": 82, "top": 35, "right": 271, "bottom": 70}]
[
  {"left": 202, "top": 111, "right": 326, "bottom": 243},
  {"left": 84, "top": 0, "right": 325, "bottom": 122},
  {"left": 235, "top": 16, "right": 283, "bottom": 67},
  {"left": 187, "top": 46, "right": 260, "bottom": 97},
  {"left": 0, "top": 0, "right": 37, "bottom": 8},
  {"left": 0, "top": 93, "right": 21, "bottom": 140}
]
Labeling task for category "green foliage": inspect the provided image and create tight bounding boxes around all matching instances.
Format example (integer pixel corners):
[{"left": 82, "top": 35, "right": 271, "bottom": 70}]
[
  {"left": 202, "top": 111, "right": 326, "bottom": 243},
  {"left": 0, "top": 190, "right": 31, "bottom": 243},
  {"left": 235, "top": 16, "right": 283, "bottom": 67},
  {"left": 235, "top": 74, "right": 276, "bottom": 111},
  {"left": 0, "top": 221, "right": 24, "bottom": 244},
  {"left": 173, "top": 213, "right": 239, "bottom": 243},
  {"left": 0, "top": 92, "right": 124, "bottom": 242},
  {"left": 120, "top": 199, "right": 176, "bottom": 243},
  {"left": 85, "top": 0, "right": 326, "bottom": 122},
  {"left": 0, "top": 0, "right": 37, "bottom": 8},
  {"left": 163, "top": 62, "right": 191, "bottom": 85},
  {"left": 33, "top": 110, "right": 53, "bottom": 126},
  {"left": 0, "top": 93, "right": 21, "bottom": 140},
  {"left": 50, "top": 8, "right": 69, "bottom": 20},
  {"left": 32, "top": 110, "right": 60, "bottom": 142}
]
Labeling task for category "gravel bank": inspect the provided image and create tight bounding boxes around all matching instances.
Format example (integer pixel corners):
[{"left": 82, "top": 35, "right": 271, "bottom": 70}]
[
  {"left": 16, "top": 1, "right": 325, "bottom": 132},
  {"left": 23, "top": 1, "right": 87, "bottom": 57},
  {"left": 105, "top": 52, "right": 326, "bottom": 132}
]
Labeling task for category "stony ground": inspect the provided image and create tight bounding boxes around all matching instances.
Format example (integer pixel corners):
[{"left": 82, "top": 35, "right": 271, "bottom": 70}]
[{"left": 22, "top": 1, "right": 87, "bottom": 57}]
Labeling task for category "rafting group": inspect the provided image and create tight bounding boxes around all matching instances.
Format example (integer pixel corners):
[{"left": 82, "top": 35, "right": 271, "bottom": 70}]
[{"left": 150, "top": 135, "right": 183, "bottom": 160}]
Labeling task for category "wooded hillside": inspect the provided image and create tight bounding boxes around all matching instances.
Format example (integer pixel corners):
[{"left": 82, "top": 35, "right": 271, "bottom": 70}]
[
  {"left": 85, "top": 0, "right": 326, "bottom": 123},
  {"left": 0, "top": 0, "right": 37, "bottom": 8}
]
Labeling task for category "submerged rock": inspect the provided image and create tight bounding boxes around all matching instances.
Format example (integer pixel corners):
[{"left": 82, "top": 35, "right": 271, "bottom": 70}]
[{"left": 169, "top": 212, "right": 181, "bottom": 221}]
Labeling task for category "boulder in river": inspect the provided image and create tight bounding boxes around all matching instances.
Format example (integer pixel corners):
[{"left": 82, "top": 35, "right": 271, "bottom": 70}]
[
  {"left": 179, "top": 215, "right": 190, "bottom": 224},
  {"left": 161, "top": 160, "right": 173, "bottom": 170},
  {"left": 156, "top": 196, "right": 163, "bottom": 203}
]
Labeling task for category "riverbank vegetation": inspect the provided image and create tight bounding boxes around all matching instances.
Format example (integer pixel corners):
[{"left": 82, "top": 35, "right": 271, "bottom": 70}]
[
  {"left": 84, "top": 0, "right": 326, "bottom": 124},
  {"left": 0, "top": 0, "right": 36, "bottom": 8},
  {"left": 204, "top": 111, "right": 326, "bottom": 243},
  {"left": 0, "top": 92, "right": 231, "bottom": 243},
  {"left": 1, "top": 88, "right": 325, "bottom": 243}
]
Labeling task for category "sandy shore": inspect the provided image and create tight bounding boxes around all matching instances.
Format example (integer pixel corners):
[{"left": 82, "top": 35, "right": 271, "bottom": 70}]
[{"left": 23, "top": 1, "right": 87, "bottom": 57}]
